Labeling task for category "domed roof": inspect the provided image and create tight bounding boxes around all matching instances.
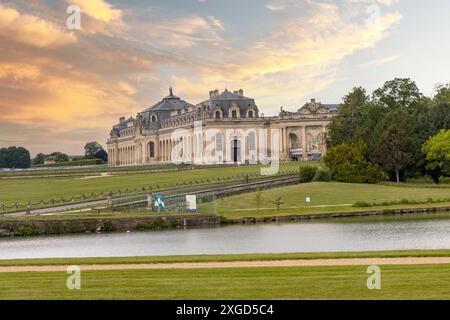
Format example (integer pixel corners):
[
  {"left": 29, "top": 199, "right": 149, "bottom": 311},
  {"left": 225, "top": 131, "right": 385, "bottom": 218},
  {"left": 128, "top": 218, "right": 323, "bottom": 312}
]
[{"left": 143, "top": 87, "right": 195, "bottom": 112}]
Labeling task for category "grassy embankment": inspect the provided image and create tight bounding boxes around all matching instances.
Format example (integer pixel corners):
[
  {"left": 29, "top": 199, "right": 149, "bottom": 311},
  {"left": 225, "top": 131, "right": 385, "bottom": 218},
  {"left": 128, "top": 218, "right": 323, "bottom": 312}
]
[
  {"left": 3, "top": 250, "right": 450, "bottom": 299},
  {"left": 1, "top": 180, "right": 448, "bottom": 222},
  {"left": 0, "top": 162, "right": 304, "bottom": 207},
  {"left": 199, "top": 182, "right": 450, "bottom": 219}
]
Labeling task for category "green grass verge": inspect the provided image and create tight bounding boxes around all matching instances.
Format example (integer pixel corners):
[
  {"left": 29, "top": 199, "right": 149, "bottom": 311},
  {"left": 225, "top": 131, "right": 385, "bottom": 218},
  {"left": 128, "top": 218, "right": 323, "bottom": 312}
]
[
  {"left": 2, "top": 264, "right": 450, "bottom": 299},
  {"left": 2, "top": 249, "right": 450, "bottom": 266},
  {"left": 200, "top": 182, "right": 450, "bottom": 219}
]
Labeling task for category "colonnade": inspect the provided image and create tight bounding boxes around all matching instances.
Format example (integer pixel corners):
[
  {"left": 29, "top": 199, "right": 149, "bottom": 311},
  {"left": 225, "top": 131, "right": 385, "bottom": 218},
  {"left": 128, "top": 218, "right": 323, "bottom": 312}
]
[{"left": 108, "top": 124, "right": 328, "bottom": 165}]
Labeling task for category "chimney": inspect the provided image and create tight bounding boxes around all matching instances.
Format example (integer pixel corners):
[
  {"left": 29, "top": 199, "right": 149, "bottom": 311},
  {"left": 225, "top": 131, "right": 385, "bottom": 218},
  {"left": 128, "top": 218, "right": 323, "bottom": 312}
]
[
  {"left": 239, "top": 89, "right": 244, "bottom": 96},
  {"left": 214, "top": 89, "right": 219, "bottom": 96},
  {"left": 119, "top": 117, "right": 125, "bottom": 123},
  {"left": 311, "top": 98, "right": 316, "bottom": 104},
  {"left": 233, "top": 90, "right": 239, "bottom": 95},
  {"left": 209, "top": 90, "right": 214, "bottom": 99}
]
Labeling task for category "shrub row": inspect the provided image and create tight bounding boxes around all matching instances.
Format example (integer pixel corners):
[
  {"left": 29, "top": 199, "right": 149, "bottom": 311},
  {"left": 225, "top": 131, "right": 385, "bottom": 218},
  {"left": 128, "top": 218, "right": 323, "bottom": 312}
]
[
  {"left": 353, "top": 197, "right": 450, "bottom": 208},
  {"left": 32, "top": 159, "right": 104, "bottom": 167}
]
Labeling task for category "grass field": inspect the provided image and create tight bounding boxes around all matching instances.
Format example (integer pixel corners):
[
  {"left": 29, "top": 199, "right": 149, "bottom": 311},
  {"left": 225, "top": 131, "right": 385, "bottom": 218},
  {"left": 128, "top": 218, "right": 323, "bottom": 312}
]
[
  {"left": 3, "top": 250, "right": 450, "bottom": 299},
  {"left": 200, "top": 182, "right": 450, "bottom": 218},
  {"left": 0, "top": 162, "right": 304, "bottom": 206}
]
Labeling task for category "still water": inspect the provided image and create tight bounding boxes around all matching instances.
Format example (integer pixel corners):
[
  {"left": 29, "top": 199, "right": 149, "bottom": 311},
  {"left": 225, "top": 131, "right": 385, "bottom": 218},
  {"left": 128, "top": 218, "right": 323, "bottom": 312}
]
[{"left": 1, "top": 216, "right": 450, "bottom": 259}]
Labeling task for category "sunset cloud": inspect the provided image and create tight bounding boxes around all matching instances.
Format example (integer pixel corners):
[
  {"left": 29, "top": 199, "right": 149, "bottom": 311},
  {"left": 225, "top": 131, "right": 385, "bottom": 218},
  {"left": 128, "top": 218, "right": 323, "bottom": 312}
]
[
  {"left": 171, "top": 1, "right": 402, "bottom": 108},
  {"left": 68, "top": 0, "right": 122, "bottom": 23},
  {"left": 0, "top": 4, "right": 76, "bottom": 47},
  {"left": 0, "top": 0, "right": 404, "bottom": 155}
]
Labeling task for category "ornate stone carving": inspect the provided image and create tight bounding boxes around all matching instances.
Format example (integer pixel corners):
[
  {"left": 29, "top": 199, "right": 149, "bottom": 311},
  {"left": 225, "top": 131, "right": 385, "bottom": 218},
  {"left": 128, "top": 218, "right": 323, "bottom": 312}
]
[
  {"left": 298, "top": 100, "right": 330, "bottom": 115},
  {"left": 110, "top": 128, "right": 119, "bottom": 139},
  {"left": 135, "top": 113, "right": 143, "bottom": 135}
]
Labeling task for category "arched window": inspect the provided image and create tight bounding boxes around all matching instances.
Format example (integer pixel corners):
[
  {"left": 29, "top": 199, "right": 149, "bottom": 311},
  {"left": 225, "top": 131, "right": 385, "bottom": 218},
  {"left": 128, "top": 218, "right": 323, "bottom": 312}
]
[
  {"left": 215, "top": 111, "right": 221, "bottom": 119},
  {"left": 232, "top": 110, "right": 237, "bottom": 118},
  {"left": 149, "top": 142, "right": 155, "bottom": 158},
  {"left": 216, "top": 133, "right": 223, "bottom": 152},
  {"left": 248, "top": 132, "right": 256, "bottom": 151},
  {"left": 248, "top": 110, "right": 254, "bottom": 118},
  {"left": 151, "top": 115, "right": 157, "bottom": 123}
]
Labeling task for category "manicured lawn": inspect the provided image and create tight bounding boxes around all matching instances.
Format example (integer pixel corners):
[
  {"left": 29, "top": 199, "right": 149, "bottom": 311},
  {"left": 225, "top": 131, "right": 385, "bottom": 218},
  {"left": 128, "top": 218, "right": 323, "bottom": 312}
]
[
  {"left": 0, "top": 162, "right": 304, "bottom": 206},
  {"left": 200, "top": 182, "right": 450, "bottom": 218},
  {"left": 2, "top": 264, "right": 450, "bottom": 299},
  {"left": 2, "top": 249, "right": 450, "bottom": 267}
]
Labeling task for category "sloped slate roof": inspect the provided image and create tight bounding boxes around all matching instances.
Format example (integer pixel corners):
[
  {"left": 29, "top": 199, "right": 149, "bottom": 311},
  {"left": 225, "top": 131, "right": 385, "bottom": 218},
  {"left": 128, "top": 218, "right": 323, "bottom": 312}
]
[
  {"left": 323, "top": 104, "right": 339, "bottom": 111},
  {"left": 143, "top": 96, "right": 195, "bottom": 113},
  {"left": 200, "top": 89, "right": 259, "bottom": 118},
  {"left": 211, "top": 90, "right": 252, "bottom": 101}
]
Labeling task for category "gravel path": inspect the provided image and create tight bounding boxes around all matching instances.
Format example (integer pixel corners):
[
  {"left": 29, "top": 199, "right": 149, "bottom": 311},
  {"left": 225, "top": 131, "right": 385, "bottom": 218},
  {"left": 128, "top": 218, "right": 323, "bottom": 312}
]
[{"left": 2, "top": 257, "right": 450, "bottom": 273}]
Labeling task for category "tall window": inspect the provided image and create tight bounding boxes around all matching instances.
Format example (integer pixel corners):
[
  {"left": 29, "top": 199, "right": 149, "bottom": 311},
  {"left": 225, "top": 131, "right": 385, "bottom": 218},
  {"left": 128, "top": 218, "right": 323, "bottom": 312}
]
[
  {"left": 248, "top": 110, "right": 254, "bottom": 118},
  {"left": 231, "top": 110, "right": 237, "bottom": 118},
  {"left": 216, "top": 133, "right": 223, "bottom": 152},
  {"left": 215, "top": 111, "right": 221, "bottom": 119},
  {"left": 149, "top": 142, "right": 155, "bottom": 158},
  {"left": 248, "top": 132, "right": 256, "bottom": 151}
]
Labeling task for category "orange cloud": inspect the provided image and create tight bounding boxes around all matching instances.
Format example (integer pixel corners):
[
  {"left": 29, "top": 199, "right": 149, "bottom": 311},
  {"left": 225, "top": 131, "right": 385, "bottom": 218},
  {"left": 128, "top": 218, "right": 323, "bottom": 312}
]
[
  {"left": 69, "top": 0, "right": 122, "bottom": 23},
  {"left": 171, "top": 2, "right": 402, "bottom": 112},
  {"left": 0, "top": 0, "right": 404, "bottom": 155},
  {"left": 0, "top": 4, "right": 76, "bottom": 47}
]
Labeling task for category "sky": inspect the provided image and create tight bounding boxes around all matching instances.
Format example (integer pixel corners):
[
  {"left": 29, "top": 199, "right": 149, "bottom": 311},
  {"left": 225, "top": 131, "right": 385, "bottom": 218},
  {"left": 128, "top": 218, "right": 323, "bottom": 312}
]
[{"left": 0, "top": 0, "right": 449, "bottom": 156}]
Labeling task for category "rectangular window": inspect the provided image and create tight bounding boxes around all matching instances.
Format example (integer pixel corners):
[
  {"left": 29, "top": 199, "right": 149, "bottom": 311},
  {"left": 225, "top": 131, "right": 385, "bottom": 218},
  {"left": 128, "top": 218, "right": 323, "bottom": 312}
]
[
  {"left": 216, "top": 133, "right": 223, "bottom": 152},
  {"left": 249, "top": 132, "right": 256, "bottom": 151},
  {"left": 149, "top": 142, "right": 155, "bottom": 158}
]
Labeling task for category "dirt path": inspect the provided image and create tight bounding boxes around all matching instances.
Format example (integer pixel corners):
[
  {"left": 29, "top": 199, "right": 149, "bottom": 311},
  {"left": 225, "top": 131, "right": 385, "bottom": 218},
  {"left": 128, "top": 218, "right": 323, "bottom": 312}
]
[{"left": 2, "top": 257, "right": 450, "bottom": 273}]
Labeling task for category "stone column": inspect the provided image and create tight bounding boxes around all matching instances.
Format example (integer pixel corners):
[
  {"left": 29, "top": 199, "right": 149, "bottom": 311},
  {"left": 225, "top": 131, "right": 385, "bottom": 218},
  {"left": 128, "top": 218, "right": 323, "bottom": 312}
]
[
  {"left": 302, "top": 126, "right": 308, "bottom": 161},
  {"left": 322, "top": 125, "right": 327, "bottom": 155}
]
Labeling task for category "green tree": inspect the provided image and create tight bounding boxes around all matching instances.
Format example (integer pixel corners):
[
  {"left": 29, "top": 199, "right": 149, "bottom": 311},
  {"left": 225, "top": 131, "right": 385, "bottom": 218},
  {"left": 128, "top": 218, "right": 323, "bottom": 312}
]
[
  {"left": 372, "top": 78, "right": 423, "bottom": 110},
  {"left": 324, "top": 142, "right": 384, "bottom": 184},
  {"left": 33, "top": 153, "right": 46, "bottom": 165},
  {"left": 254, "top": 188, "right": 263, "bottom": 214},
  {"left": 372, "top": 109, "right": 414, "bottom": 183},
  {"left": 85, "top": 141, "right": 104, "bottom": 159},
  {"left": 0, "top": 147, "right": 31, "bottom": 168},
  {"left": 48, "top": 152, "right": 69, "bottom": 163},
  {"left": 327, "top": 87, "right": 368, "bottom": 147},
  {"left": 422, "top": 130, "right": 450, "bottom": 177}
]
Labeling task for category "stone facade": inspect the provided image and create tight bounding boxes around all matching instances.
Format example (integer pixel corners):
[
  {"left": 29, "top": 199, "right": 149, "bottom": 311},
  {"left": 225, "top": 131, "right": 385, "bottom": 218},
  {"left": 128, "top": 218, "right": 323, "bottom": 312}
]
[{"left": 106, "top": 88, "right": 337, "bottom": 165}]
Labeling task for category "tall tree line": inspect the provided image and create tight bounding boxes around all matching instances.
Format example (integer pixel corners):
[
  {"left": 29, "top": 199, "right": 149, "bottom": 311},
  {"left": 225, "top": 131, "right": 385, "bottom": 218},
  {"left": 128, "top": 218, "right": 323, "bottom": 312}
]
[{"left": 327, "top": 78, "right": 450, "bottom": 182}]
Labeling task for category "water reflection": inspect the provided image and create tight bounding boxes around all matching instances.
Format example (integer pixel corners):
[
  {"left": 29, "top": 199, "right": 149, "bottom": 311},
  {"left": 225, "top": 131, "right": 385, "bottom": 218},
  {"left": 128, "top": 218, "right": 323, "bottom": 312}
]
[{"left": 1, "top": 215, "right": 450, "bottom": 259}]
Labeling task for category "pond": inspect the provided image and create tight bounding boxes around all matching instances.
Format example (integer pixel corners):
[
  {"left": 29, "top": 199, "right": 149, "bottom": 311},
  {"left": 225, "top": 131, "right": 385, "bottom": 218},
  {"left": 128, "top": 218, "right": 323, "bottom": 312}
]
[{"left": 1, "top": 214, "right": 450, "bottom": 259}]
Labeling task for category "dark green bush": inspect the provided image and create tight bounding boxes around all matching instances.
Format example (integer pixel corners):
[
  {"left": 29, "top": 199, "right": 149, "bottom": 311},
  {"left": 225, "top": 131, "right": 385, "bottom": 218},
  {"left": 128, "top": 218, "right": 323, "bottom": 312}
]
[
  {"left": 353, "top": 201, "right": 372, "bottom": 208},
  {"left": 313, "top": 167, "right": 332, "bottom": 182},
  {"left": 299, "top": 165, "right": 318, "bottom": 183},
  {"left": 439, "top": 176, "right": 450, "bottom": 184},
  {"left": 324, "top": 142, "right": 385, "bottom": 184},
  {"left": 33, "top": 159, "right": 103, "bottom": 167}
]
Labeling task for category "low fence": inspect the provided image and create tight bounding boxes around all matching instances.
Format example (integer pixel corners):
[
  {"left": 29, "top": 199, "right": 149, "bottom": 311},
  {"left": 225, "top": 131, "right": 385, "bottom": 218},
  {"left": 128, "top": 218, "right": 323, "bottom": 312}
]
[{"left": 109, "top": 174, "right": 301, "bottom": 213}]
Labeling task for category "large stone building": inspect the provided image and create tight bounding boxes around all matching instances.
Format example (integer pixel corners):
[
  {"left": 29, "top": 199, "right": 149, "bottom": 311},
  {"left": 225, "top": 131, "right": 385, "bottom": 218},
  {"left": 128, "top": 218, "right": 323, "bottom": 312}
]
[{"left": 106, "top": 88, "right": 337, "bottom": 165}]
